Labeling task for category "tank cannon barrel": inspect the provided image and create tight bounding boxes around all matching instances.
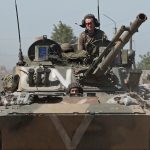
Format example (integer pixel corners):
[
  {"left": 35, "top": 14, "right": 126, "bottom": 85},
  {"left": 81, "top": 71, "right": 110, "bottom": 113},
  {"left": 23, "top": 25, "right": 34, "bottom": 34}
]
[
  {"left": 90, "top": 13, "right": 147, "bottom": 77},
  {"left": 84, "top": 25, "right": 127, "bottom": 77}
]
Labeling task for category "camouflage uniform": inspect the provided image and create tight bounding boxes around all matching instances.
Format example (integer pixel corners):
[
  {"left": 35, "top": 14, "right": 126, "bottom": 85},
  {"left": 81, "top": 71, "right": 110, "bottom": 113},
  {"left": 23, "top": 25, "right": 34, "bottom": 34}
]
[
  {"left": 78, "top": 29, "right": 107, "bottom": 56},
  {"left": 61, "top": 43, "right": 88, "bottom": 59}
]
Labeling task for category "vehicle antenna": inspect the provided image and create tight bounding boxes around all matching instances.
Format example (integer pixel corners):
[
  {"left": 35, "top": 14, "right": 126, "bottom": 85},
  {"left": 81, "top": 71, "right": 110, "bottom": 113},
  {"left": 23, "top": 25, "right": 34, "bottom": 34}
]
[
  {"left": 97, "top": 0, "right": 100, "bottom": 29},
  {"left": 15, "top": 0, "right": 25, "bottom": 66}
]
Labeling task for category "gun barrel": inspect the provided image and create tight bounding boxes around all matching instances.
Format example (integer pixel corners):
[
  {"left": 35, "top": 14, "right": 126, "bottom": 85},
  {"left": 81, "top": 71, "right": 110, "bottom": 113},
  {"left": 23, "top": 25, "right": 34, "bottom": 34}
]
[
  {"left": 84, "top": 25, "right": 126, "bottom": 77},
  {"left": 93, "top": 13, "right": 147, "bottom": 76}
]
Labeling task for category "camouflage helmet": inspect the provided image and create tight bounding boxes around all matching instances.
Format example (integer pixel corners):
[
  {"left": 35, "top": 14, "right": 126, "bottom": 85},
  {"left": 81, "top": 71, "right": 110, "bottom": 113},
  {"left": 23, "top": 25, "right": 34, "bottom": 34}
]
[{"left": 61, "top": 43, "right": 74, "bottom": 52}]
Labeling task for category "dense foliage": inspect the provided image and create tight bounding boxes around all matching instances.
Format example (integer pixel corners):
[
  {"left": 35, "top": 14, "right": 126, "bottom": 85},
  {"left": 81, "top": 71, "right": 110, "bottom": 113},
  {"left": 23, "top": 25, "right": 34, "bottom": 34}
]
[{"left": 51, "top": 21, "right": 77, "bottom": 44}]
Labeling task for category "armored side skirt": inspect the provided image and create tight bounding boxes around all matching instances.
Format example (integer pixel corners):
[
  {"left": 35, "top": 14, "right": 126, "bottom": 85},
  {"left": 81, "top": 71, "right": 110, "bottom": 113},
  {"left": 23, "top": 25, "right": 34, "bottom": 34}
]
[{"left": 0, "top": 114, "right": 149, "bottom": 150}]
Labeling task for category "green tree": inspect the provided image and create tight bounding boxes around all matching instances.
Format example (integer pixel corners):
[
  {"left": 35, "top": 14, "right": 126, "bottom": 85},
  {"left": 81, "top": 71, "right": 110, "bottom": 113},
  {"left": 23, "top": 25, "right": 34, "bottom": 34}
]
[
  {"left": 51, "top": 21, "right": 77, "bottom": 44},
  {"left": 137, "top": 52, "right": 150, "bottom": 69}
]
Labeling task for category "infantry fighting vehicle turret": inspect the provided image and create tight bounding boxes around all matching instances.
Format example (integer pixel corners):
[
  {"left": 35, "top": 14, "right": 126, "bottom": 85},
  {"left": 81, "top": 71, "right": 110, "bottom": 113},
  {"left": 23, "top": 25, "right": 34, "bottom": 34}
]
[{"left": 0, "top": 13, "right": 150, "bottom": 150}]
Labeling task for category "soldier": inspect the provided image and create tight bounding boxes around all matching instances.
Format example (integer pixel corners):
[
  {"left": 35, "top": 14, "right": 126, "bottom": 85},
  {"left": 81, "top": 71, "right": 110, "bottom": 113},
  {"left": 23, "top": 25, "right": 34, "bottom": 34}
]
[{"left": 78, "top": 14, "right": 108, "bottom": 57}]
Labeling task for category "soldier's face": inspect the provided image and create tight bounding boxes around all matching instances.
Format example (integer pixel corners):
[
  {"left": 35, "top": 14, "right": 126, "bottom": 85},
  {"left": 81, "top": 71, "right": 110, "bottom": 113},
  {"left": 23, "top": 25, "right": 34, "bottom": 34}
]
[{"left": 85, "top": 18, "right": 95, "bottom": 32}]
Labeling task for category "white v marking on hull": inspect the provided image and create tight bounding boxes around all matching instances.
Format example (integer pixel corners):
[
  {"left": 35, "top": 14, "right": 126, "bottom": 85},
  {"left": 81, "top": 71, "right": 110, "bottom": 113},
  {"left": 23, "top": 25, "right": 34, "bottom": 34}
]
[{"left": 50, "top": 114, "right": 94, "bottom": 150}]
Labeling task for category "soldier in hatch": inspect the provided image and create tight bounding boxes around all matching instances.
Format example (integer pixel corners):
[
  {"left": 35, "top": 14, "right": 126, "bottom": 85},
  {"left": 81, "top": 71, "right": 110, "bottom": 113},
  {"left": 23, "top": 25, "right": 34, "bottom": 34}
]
[{"left": 78, "top": 14, "right": 108, "bottom": 57}]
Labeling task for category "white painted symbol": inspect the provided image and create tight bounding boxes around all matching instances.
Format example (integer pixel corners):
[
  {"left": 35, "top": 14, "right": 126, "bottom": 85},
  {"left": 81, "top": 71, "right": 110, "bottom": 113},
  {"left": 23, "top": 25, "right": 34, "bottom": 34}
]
[
  {"left": 50, "top": 114, "right": 94, "bottom": 150},
  {"left": 51, "top": 68, "right": 72, "bottom": 88}
]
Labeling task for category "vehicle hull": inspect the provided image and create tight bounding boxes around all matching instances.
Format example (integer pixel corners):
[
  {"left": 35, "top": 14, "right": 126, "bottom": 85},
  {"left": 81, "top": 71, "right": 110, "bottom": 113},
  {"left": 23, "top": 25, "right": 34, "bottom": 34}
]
[{"left": 0, "top": 114, "right": 150, "bottom": 150}]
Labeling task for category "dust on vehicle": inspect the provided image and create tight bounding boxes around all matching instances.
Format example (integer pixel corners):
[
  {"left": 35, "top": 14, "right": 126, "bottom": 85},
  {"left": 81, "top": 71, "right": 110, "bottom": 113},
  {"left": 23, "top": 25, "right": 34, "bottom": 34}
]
[{"left": 0, "top": 8, "right": 149, "bottom": 150}]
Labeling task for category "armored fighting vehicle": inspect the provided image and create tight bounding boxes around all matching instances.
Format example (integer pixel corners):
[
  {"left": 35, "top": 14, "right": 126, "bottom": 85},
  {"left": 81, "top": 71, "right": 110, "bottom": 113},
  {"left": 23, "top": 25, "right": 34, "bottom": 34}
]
[{"left": 0, "top": 13, "right": 150, "bottom": 150}]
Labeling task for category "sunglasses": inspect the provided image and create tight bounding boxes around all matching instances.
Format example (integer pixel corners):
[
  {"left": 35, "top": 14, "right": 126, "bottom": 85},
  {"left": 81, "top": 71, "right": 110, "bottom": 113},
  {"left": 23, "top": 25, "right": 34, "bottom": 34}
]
[{"left": 85, "top": 22, "right": 93, "bottom": 26}]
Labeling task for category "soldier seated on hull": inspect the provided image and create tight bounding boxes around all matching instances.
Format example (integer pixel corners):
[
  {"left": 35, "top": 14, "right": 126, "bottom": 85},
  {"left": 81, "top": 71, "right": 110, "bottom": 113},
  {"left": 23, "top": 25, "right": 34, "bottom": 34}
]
[
  {"left": 61, "top": 14, "right": 109, "bottom": 64},
  {"left": 78, "top": 14, "right": 108, "bottom": 57}
]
